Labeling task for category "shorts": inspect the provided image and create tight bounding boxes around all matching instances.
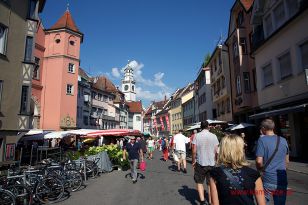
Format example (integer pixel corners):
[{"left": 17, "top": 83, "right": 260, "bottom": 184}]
[
  {"left": 148, "top": 147, "right": 154, "bottom": 152},
  {"left": 175, "top": 150, "right": 186, "bottom": 160},
  {"left": 194, "top": 163, "right": 213, "bottom": 184}
]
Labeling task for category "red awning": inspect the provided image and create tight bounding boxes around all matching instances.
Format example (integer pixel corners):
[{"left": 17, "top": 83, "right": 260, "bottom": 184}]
[{"left": 83, "top": 129, "right": 142, "bottom": 138}]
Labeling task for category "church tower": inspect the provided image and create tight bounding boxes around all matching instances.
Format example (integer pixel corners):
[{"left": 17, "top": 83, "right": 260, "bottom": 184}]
[
  {"left": 121, "top": 62, "right": 136, "bottom": 101},
  {"left": 40, "top": 8, "right": 83, "bottom": 130}
]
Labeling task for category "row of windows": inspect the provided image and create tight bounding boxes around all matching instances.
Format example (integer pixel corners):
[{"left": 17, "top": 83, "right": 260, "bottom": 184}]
[
  {"left": 261, "top": 40, "right": 308, "bottom": 88},
  {"left": 213, "top": 76, "right": 225, "bottom": 96},
  {"left": 91, "top": 92, "right": 114, "bottom": 102},
  {"left": 172, "top": 124, "right": 182, "bottom": 131},
  {"left": 183, "top": 117, "right": 193, "bottom": 126},
  {"left": 216, "top": 98, "right": 231, "bottom": 117},
  {"left": 235, "top": 71, "right": 257, "bottom": 96},
  {"left": 198, "top": 93, "right": 206, "bottom": 106},
  {"left": 183, "top": 100, "right": 193, "bottom": 113},
  {"left": 0, "top": 0, "right": 38, "bottom": 55},
  {"left": 172, "top": 112, "right": 182, "bottom": 121},
  {"left": 264, "top": 0, "right": 298, "bottom": 38}
]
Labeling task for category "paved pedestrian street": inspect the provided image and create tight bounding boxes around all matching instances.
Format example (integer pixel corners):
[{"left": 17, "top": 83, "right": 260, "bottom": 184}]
[{"left": 56, "top": 151, "right": 308, "bottom": 205}]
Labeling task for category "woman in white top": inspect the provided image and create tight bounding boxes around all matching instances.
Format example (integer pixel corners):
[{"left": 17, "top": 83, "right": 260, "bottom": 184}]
[{"left": 147, "top": 137, "right": 155, "bottom": 160}]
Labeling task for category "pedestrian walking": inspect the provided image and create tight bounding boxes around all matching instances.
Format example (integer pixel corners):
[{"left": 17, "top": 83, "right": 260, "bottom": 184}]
[
  {"left": 123, "top": 136, "right": 144, "bottom": 183},
  {"left": 192, "top": 121, "right": 219, "bottom": 205},
  {"left": 209, "top": 134, "right": 266, "bottom": 205},
  {"left": 162, "top": 137, "right": 169, "bottom": 161},
  {"left": 256, "top": 119, "right": 289, "bottom": 205},
  {"left": 147, "top": 137, "right": 155, "bottom": 159},
  {"left": 172, "top": 130, "right": 190, "bottom": 173},
  {"left": 139, "top": 136, "right": 147, "bottom": 156}
]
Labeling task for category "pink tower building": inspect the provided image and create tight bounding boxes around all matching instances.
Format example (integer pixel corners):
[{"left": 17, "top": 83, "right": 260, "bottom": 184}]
[{"left": 39, "top": 10, "right": 83, "bottom": 130}]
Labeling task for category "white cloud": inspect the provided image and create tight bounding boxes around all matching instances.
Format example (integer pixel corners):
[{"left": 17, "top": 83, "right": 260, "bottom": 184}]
[
  {"left": 135, "top": 87, "right": 171, "bottom": 102},
  {"left": 108, "top": 60, "right": 173, "bottom": 104},
  {"left": 111, "top": 67, "right": 121, "bottom": 78}
]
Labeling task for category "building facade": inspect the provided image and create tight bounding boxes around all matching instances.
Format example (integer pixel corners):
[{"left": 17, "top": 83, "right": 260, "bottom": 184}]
[
  {"left": 90, "top": 76, "right": 119, "bottom": 130},
  {"left": 250, "top": 0, "right": 308, "bottom": 159},
  {"left": 209, "top": 44, "right": 233, "bottom": 122},
  {"left": 195, "top": 67, "right": 213, "bottom": 122},
  {"left": 39, "top": 9, "right": 83, "bottom": 131},
  {"left": 226, "top": 0, "right": 258, "bottom": 123},
  {"left": 181, "top": 84, "right": 195, "bottom": 129},
  {"left": 126, "top": 101, "right": 143, "bottom": 131},
  {"left": 0, "top": 0, "right": 45, "bottom": 162},
  {"left": 76, "top": 68, "right": 91, "bottom": 128}
]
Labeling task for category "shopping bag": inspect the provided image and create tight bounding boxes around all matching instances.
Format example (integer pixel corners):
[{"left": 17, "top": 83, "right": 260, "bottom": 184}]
[
  {"left": 139, "top": 161, "right": 146, "bottom": 171},
  {"left": 172, "top": 152, "right": 179, "bottom": 162}
]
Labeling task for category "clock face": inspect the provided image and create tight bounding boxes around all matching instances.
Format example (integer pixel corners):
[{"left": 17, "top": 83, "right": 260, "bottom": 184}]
[{"left": 124, "top": 85, "right": 129, "bottom": 91}]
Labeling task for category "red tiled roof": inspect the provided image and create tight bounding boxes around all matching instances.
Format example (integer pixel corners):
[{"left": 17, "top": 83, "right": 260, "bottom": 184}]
[
  {"left": 91, "top": 76, "right": 118, "bottom": 93},
  {"left": 126, "top": 101, "right": 143, "bottom": 113},
  {"left": 78, "top": 68, "right": 90, "bottom": 81},
  {"left": 239, "top": 0, "right": 254, "bottom": 11},
  {"left": 50, "top": 10, "right": 80, "bottom": 33}
]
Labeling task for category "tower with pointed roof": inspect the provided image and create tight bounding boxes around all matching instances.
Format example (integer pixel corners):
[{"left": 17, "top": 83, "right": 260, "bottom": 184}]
[
  {"left": 40, "top": 8, "right": 83, "bottom": 130},
  {"left": 121, "top": 63, "right": 136, "bottom": 102}
]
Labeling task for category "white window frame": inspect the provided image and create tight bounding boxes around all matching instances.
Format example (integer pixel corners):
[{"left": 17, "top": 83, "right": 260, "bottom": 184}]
[
  {"left": 68, "top": 63, "right": 75, "bottom": 73},
  {"left": 66, "top": 84, "right": 74, "bottom": 95},
  {"left": 0, "top": 24, "right": 8, "bottom": 55}
]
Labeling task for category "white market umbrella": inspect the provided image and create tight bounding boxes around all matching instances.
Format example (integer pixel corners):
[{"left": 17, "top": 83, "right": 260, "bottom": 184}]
[
  {"left": 186, "top": 124, "right": 200, "bottom": 131},
  {"left": 68, "top": 129, "right": 99, "bottom": 135},
  {"left": 228, "top": 123, "right": 256, "bottom": 131},
  {"left": 206, "top": 119, "right": 227, "bottom": 124},
  {"left": 44, "top": 131, "right": 71, "bottom": 139}
]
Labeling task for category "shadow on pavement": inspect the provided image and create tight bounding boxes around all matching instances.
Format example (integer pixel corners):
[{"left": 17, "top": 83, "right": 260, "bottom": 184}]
[
  {"left": 178, "top": 185, "right": 199, "bottom": 205},
  {"left": 168, "top": 164, "right": 179, "bottom": 172},
  {"left": 124, "top": 173, "right": 146, "bottom": 180}
]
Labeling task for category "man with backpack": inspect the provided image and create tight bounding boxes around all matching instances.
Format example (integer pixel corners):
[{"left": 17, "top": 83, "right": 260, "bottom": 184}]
[{"left": 256, "top": 119, "right": 289, "bottom": 205}]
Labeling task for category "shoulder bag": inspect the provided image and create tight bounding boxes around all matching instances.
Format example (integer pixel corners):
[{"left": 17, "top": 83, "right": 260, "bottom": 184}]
[{"left": 262, "top": 136, "right": 280, "bottom": 172}]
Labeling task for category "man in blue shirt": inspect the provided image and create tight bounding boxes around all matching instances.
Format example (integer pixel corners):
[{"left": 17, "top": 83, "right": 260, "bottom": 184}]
[
  {"left": 123, "top": 136, "right": 144, "bottom": 183},
  {"left": 256, "top": 119, "right": 289, "bottom": 205}
]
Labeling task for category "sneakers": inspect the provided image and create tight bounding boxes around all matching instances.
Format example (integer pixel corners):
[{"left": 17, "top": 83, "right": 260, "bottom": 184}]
[{"left": 132, "top": 179, "right": 137, "bottom": 184}]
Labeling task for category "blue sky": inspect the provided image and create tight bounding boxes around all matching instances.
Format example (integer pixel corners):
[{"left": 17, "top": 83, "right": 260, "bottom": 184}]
[{"left": 40, "top": 0, "right": 235, "bottom": 106}]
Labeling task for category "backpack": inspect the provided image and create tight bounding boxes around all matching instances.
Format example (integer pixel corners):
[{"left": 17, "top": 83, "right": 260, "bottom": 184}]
[{"left": 161, "top": 140, "right": 166, "bottom": 150}]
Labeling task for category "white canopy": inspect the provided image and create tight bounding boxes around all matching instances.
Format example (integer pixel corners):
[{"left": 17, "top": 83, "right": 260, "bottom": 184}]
[
  {"left": 68, "top": 129, "right": 99, "bottom": 135},
  {"left": 25, "top": 129, "right": 45, "bottom": 135},
  {"left": 206, "top": 119, "right": 227, "bottom": 124},
  {"left": 227, "top": 123, "right": 256, "bottom": 131},
  {"left": 44, "top": 131, "right": 71, "bottom": 139}
]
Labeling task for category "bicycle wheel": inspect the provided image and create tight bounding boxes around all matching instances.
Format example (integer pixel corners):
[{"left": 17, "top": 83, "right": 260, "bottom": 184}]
[
  {"left": 0, "top": 189, "right": 16, "bottom": 205},
  {"left": 65, "top": 170, "right": 83, "bottom": 192},
  {"left": 7, "top": 184, "right": 32, "bottom": 205},
  {"left": 35, "top": 176, "right": 64, "bottom": 204}
]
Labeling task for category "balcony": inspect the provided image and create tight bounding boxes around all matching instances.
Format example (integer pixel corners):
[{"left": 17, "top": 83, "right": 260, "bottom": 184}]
[{"left": 101, "top": 115, "right": 116, "bottom": 121}]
